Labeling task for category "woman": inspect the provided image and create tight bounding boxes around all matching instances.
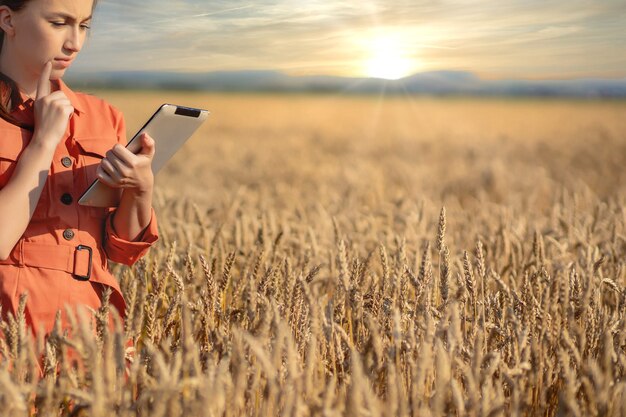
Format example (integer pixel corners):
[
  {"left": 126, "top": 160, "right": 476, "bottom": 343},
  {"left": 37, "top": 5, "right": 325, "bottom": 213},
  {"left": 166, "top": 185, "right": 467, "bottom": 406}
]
[{"left": 0, "top": 0, "right": 158, "bottom": 352}]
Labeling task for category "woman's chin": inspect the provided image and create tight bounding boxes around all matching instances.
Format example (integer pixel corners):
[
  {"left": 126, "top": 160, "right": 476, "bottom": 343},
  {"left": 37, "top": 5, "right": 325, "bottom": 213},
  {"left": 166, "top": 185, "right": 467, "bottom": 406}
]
[{"left": 50, "top": 68, "right": 67, "bottom": 80}]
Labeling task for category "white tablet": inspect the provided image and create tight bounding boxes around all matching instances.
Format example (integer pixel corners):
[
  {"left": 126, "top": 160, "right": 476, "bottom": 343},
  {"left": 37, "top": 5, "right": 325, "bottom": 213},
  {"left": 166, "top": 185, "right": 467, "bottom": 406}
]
[{"left": 78, "top": 103, "right": 209, "bottom": 207}]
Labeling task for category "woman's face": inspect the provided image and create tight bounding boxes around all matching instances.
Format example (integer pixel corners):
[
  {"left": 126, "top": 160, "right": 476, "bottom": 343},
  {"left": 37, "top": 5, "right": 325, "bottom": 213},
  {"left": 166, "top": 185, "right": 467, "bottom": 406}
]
[{"left": 6, "top": 0, "right": 94, "bottom": 80}]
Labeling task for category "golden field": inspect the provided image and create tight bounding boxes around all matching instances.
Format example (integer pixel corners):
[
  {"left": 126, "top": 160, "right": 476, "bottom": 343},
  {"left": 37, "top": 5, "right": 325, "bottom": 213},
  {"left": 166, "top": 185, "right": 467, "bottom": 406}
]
[{"left": 1, "top": 92, "right": 625, "bottom": 416}]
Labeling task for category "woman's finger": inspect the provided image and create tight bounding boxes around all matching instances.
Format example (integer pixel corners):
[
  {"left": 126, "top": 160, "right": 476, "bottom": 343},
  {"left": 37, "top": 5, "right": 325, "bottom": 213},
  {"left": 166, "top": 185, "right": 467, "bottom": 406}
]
[
  {"left": 99, "top": 158, "right": 123, "bottom": 183},
  {"left": 138, "top": 133, "right": 156, "bottom": 158},
  {"left": 103, "top": 152, "right": 131, "bottom": 177},
  {"left": 110, "top": 144, "right": 137, "bottom": 166},
  {"left": 96, "top": 165, "right": 116, "bottom": 187},
  {"left": 36, "top": 61, "right": 52, "bottom": 100}
]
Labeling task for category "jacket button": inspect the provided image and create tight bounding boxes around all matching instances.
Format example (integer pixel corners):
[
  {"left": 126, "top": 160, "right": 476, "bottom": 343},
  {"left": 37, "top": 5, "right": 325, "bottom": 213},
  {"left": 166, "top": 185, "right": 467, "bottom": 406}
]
[
  {"left": 61, "top": 156, "right": 72, "bottom": 168},
  {"left": 63, "top": 229, "right": 75, "bottom": 240},
  {"left": 61, "top": 193, "right": 73, "bottom": 205}
]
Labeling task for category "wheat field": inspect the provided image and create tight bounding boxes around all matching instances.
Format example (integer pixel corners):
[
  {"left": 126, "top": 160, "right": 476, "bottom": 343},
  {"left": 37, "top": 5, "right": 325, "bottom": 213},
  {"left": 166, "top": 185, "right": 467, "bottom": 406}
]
[{"left": 1, "top": 92, "right": 625, "bottom": 416}]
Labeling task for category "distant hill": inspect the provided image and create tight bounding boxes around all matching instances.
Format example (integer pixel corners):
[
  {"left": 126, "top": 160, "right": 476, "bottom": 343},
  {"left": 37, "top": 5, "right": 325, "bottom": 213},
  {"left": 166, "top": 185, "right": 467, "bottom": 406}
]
[{"left": 66, "top": 69, "right": 626, "bottom": 97}]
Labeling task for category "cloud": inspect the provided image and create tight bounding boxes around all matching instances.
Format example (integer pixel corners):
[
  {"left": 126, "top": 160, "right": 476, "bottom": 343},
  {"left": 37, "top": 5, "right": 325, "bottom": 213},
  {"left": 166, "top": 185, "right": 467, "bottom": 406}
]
[{"left": 68, "top": 0, "right": 626, "bottom": 79}]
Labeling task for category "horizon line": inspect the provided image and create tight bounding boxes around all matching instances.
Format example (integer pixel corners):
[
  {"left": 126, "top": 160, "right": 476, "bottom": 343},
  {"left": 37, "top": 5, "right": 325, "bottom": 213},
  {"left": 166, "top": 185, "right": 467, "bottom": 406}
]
[{"left": 66, "top": 68, "right": 626, "bottom": 82}]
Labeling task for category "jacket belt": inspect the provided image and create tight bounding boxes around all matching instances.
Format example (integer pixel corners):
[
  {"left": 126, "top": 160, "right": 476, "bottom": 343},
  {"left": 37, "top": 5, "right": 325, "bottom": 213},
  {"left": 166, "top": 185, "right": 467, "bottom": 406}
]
[{"left": 0, "top": 240, "right": 100, "bottom": 281}]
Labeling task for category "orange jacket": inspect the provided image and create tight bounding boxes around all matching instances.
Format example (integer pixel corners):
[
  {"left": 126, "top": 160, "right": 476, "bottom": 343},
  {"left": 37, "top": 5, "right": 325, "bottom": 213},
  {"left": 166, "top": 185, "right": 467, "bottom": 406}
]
[{"left": 0, "top": 79, "right": 159, "bottom": 338}]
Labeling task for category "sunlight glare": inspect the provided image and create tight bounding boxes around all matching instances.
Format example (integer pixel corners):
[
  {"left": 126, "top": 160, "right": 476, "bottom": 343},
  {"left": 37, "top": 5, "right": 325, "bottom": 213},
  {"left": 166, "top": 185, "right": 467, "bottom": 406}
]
[{"left": 363, "top": 34, "right": 415, "bottom": 80}]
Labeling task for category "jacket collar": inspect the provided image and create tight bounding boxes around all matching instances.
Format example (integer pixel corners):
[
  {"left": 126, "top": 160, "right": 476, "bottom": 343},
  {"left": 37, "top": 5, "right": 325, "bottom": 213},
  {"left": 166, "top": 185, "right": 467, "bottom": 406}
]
[
  {"left": 15, "top": 77, "right": 85, "bottom": 115},
  {"left": 55, "top": 78, "right": 86, "bottom": 114}
]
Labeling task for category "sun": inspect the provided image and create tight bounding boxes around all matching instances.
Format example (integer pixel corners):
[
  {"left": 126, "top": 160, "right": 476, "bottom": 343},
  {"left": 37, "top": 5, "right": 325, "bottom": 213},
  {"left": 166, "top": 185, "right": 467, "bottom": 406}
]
[{"left": 363, "top": 34, "right": 415, "bottom": 80}]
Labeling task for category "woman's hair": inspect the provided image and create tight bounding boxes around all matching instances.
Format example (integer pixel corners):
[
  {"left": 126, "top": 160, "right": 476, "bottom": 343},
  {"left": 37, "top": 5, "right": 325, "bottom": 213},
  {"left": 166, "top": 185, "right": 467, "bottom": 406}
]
[
  {"left": 0, "top": 1, "right": 32, "bottom": 130},
  {"left": 0, "top": 0, "right": 98, "bottom": 131}
]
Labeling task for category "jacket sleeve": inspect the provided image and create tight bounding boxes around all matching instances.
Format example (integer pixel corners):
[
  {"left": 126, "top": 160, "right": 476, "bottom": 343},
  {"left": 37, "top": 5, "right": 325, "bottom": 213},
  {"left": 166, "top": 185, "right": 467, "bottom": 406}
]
[
  {"left": 103, "top": 206, "right": 159, "bottom": 265},
  {"left": 102, "top": 105, "right": 159, "bottom": 265}
]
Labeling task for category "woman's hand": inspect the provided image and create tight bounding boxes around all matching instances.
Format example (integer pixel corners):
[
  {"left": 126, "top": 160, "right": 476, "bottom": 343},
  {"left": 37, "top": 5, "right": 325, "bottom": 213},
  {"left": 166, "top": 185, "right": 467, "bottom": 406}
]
[
  {"left": 32, "top": 61, "right": 74, "bottom": 149},
  {"left": 96, "top": 133, "right": 156, "bottom": 195}
]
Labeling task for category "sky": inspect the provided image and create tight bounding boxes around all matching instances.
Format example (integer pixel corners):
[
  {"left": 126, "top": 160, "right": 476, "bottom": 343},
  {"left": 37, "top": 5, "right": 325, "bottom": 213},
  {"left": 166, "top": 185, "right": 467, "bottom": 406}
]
[{"left": 69, "top": 0, "right": 626, "bottom": 80}]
